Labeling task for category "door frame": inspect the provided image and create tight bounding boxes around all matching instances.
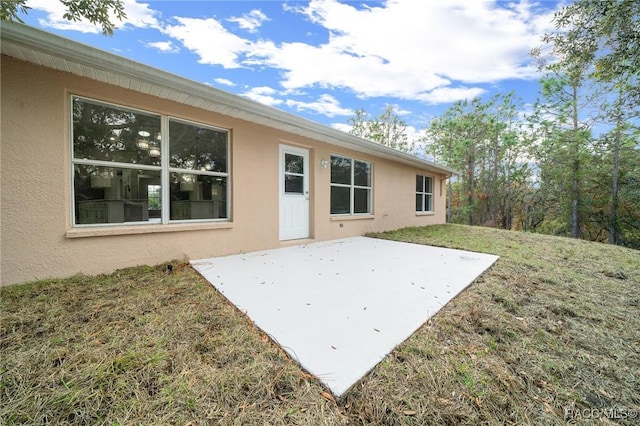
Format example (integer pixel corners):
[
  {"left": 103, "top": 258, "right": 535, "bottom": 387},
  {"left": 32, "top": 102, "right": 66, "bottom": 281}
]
[{"left": 279, "top": 144, "right": 310, "bottom": 241}]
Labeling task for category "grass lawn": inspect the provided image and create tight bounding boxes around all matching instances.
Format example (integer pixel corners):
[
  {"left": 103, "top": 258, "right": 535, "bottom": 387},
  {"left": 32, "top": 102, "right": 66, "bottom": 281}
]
[{"left": 1, "top": 224, "right": 639, "bottom": 425}]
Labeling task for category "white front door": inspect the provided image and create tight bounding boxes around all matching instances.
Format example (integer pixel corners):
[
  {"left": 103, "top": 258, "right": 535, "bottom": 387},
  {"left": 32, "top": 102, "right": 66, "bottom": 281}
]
[{"left": 279, "top": 145, "right": 309, "bottom": 241}]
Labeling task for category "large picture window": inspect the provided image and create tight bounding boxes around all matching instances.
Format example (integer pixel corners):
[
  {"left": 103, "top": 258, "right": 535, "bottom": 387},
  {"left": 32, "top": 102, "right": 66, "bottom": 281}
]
[
  {"left": 330, "top": 155, "right": 372, "bottom": 215},
  {"left": 71, "top": 96, "right": 229, "bottom": 226},
  {"left": 416, "top": 174, "right": 433, "bottom": 213}
]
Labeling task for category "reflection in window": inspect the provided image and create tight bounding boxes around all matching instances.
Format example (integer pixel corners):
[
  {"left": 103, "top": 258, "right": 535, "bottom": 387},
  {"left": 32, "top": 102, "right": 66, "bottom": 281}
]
[
  {"left": 285, "top": 153, "right": 303, "bottom": 174},
  {"left": 72, "top": 98, "right": 161, "bottom": 166},
  {"left": 148, "top": 184, "right": 161, "bottom": 209},
  {"left": 168, "top": 118, "right": 229, "bottom": 221},
  {"left": 284, "top": 153, "right": 305, "bottom": 194},
  {"left": 330, "top": 156, "right": 351, "bottom": 185},
  {"left": 330, "top": 155, "right": 372, "bottom": 215},
  {"left": 71, "top": 96, "right": 230, "bottom": 225},
  {"left": 169, "top": 119, "right": 227, "bottom": 172},
  {"left": 170, "top": 173, "right": 228, "bottom": 220},
  {"left": 330, "top": 186, "right": 350, "bottom": 215},
  {"left": 73, "top": 165, "right": 160, "bottom": 224}
]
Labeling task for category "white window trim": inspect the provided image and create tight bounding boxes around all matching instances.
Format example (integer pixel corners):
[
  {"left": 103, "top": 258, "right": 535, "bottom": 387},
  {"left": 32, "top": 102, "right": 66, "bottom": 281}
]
[
  {"left": 416, "top": 174, "right": 434, "bottom": 213},
  {"left": 70, "top": 95, "right": 231, "bottom": 228},
  {"left": 166, "top": 116, "right": 230, "bottom": 224},
  {"left": 330, "top": 154, "right": 373, "bottom": 216},
  {"left": 281, "top": 148, "right": 307, "bottom": 196}
]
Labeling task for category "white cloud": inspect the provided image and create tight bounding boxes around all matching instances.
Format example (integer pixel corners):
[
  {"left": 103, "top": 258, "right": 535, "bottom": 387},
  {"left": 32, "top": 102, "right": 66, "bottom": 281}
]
[
  {"left": 163, "top": 0, "right": 559, "bottom": 105},
  {"left": 390, "top": 104, "right": 412, "bottom": 117},
  {"left": 28, "top": 0, "right": 160, "bottom": 33},
  {"left": 164, "top": 17, "right": 250, "bottom": 68},
  {"left": 277, "top": 0, "right": 554, "bottom": 86},
  {"left": 241, "top": 86, "right": 283, "bottom": 107},
  {"left": 331, "top": 122, "right": 352, "bottom": 134},
  {"left": 242, "top": 88, "right": 350, "bottom": 117},
  {"left": 214, "top": 78, "right": 235, "bottom": 87},
  {"left": 247, "top": 39, "right": 449, "bottom": 99},
  {"left": 28, "top": 0, "right": 99, "bottom": 33},
  {"left": 409, "top": 127, "right": 431, "bottom": 155},
  {"left": 417, "top": 86, "right": 488, "bottom": 104},
  {"left": 227, "top": 9, "right": 269, "bottom": 33},
  {"left": 285, "top": 94, "right": 352, "bottom": 117},
  {"left": 145, "top": 40, "right": 178, "bottom": 53},
  {"left": 121, "top": 0, "right": 161, "bottom": 29},
  {"left": 331, "top": 120, "right": 428, "bottom": 154}
]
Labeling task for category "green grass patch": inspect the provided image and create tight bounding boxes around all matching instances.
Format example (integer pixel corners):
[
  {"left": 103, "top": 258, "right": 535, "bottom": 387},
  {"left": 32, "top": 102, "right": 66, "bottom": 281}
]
[{"left": 2, "top": 224, "right": 639, "bottom": 424}]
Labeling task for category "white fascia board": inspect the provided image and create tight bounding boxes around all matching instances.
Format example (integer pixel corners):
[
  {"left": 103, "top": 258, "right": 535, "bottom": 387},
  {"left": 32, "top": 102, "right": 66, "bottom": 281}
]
[{"left": 1, "top": 22, "right": 457, "bottom": 176}]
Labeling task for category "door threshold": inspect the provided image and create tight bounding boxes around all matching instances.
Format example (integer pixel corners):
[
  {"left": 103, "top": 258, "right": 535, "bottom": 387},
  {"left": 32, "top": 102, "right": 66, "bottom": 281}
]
[{"left": 279, "top": 237, "right": 315, "bottom": 246}]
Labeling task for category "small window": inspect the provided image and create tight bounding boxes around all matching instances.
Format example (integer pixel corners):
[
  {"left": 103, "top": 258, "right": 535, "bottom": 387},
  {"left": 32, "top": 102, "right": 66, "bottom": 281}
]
[
  {"left": 330, "top": 155, "right": 372, "bottom": 215},
  {"left": 416, "top": 174, "right": 433, "bottom": 213},
  {"left": 284, "top": 153, "right": 305, "bottom": 194},
  {"left": 147, "top": 184, "right": 161, "bottom": 220}
]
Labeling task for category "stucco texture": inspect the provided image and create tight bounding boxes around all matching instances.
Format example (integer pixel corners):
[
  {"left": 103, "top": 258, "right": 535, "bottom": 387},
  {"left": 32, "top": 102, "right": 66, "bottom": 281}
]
[{"left": 1, "top": 56, "right": 447, "bottom": 285}]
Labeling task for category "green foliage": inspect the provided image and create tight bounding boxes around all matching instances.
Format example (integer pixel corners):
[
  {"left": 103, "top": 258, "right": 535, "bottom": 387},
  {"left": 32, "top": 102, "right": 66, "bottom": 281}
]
[
  {"left": 0, "top": 1, "right": 29, "bottom": 23},
  {"left": 542, "top": 0, "right": 640, "bottom": 105},
  {"left": 526, "top": 68, "right": 600, "bottom": 239},
  {"left": 530, "top": 0, "right": 640, "bottom": 247},
  {"left": 425, "top": 93, "right": 530, "bottom": 228},
  {"left": 587, "top": 132, "right": 640, "bottom": 248},
  {"left": 348, "top": 105, "right": 415, "bottom": 153},
  {"left": 425, "top": 77, "right": 638, "bottom": 248},
  {"left": 425, "top": 0, "right": 640, "bottom": 246},
  {"left": 0, "top": 0, "right": 126, "bottom": 36}
]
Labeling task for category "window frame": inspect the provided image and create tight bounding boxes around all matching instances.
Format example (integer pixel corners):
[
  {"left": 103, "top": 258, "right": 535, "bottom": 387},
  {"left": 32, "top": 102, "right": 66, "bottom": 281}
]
[
  {"left": 416, "top": 174, "right": 434, "bottom": 213},
  {"left": 70, "top": 95, "right": 231, "bottom": 227},
  {"left": 166, "top": 116, "right": 230, "bottom": 223},
  {"left": 283, "top": 152, "right": 306, "bottom": 195},
  {"left": 330, "top": 154, "right": 373, "bottom": 216}
]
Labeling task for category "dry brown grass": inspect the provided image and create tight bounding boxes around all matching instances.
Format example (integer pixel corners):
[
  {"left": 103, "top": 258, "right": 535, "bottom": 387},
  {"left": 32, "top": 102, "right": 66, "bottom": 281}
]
[{"left": 2, "top": 225, "right": 639, "bottom": 425}]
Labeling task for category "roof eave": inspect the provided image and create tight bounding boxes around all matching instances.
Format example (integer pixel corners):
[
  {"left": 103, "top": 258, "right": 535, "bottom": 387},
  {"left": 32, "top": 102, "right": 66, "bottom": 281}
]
[{"left": 0, "top": 22, "right": 456, "bottom": 176}]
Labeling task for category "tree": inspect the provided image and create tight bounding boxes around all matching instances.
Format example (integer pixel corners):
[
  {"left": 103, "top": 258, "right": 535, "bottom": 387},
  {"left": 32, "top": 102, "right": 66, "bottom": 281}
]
[
  {"left": 425, "top": 94, "right": 530, "bottom": 228},
  {"left": 427, "top": 98, "right": 489, "bottom": 225},
  {"left": 608, "top": 83, "right": 624, "bottom": 244},
  {"left": 542, "top": 0, "right": 640, "bottom": 106},
  {"left": 526, "top": 70, "right": 600, "bottom": 239},
  {"left": 537, "top": 0, "right": 640, "bottom": 245},
  {"left": 0, "top": 0, "right": 126, "bottom": 36},
  {"left": 348, "top": 105, "right": 414, "bottom": 153}
]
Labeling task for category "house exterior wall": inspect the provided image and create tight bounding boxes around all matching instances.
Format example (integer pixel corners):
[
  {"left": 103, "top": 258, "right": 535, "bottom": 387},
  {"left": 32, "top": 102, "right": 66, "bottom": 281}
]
[{"left": 1, "top": 56, "right": 446, "bottom": 286}]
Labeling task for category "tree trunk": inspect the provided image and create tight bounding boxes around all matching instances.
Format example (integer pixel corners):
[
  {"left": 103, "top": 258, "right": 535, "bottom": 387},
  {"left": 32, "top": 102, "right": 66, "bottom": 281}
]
[
  {"left": 571, "top": 84, "right": 580, "bottom": 239},
  {"left": 609, "top": 121, "right": 621, "bottom": 244},
  {"left": 447, "top": 178, "right": 452, "bottom": 223},
  {"left": 467, "top": 153, "right": 475, "bottom": 226},
  {"left": 504, "top": 168, "right": 512, "bottom": 230},
  {"left": 492, "top": 134, "right": 499, "bottom": 225},
  {"left": 571, "top": 159, "right": 579, "bottom": 238}
]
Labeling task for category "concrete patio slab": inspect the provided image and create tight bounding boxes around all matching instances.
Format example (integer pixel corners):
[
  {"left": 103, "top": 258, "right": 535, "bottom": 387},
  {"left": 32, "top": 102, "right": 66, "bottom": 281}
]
[{"left": 191, "top": 236, "right": 499, "bottom": 396}]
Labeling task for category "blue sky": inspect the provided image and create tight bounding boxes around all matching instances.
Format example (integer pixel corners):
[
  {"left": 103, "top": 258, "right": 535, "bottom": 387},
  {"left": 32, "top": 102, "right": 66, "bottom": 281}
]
[{"left": 18, "top": 0, "right": 563, "bottom": 149}]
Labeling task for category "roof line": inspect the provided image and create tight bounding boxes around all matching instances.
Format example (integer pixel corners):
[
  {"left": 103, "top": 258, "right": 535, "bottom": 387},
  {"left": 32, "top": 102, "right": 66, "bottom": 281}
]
[{"left": 0, "top": 22, "right": 456, "bottom": 176}]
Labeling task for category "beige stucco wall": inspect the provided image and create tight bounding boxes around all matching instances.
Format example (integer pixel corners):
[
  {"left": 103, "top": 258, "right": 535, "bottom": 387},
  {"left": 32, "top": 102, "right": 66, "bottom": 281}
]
[{"left": 1, "top": 56, "right": 447, "bottom": 286}]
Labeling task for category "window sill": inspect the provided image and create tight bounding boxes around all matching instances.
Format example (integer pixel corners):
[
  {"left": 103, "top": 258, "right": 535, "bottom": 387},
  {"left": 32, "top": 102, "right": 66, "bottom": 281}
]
[
  {"left": 415, "top": 211, "right": 435, "bottom": 216},
  {"left": 66, "top": 221, "right": 233, "bottom": 238},
  {"left": 330, "top": 214, "right": 375, "bottom": 221}
]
